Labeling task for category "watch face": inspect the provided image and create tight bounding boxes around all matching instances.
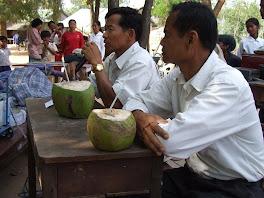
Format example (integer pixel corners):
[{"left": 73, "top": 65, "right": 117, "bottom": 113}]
[{"left": 97, "top": 64, "right": 103, "bottom": 71}]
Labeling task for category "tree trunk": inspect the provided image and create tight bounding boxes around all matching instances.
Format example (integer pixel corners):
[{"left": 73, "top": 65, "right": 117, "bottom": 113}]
[
  {"left": 88, "top": 0, "right": 95, "bottom": 32},
  {"left": 201, "top": 0, "right": 212, "bottom": 8},
  {"left": 95, "top": 0, "right": 101, "bottom": 21},
  {"left": 213, "top": 0, "right": 225, "bottom": 18},
  {"left": 0, "top": 20, "right": 7, "bottom": 37},
  {"left": 139, "top": 0, "right": 153, "bottom": 50},
  {"left": 108, "top": 0, "right": 119, "bottom": 11},
  {"left": 52, "top": 0, "right": 62, "bottom": 23}
]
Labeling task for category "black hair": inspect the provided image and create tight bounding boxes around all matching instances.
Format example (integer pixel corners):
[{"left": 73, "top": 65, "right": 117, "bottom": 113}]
[
  {"left": 57, "top": 23, "right": 64, "bottom": 29},
  {"left": 93, "top": 20, "right": 103, "bottom": 32},
  {"left": 31, "top": 18, "right": 43, "bottom": 28},
  {"left": 48, "top": 21, "right": 55, "bottom": 27},
  {"left": 0, "top": 36, "right": 7, "bottom": 41},
  {"left": 218, "top": 34, "right": 236, "bottom": 52},
  {"left": 171, "top": 2, "right": 217, "bottom": 52},
  {"left": 246, "top": 18, "right": 260, "bottom": 27},
  {"left": 68, "top": 19, "right": 76, "bottom": 26},
  {"left": 105, "top": 7, "right": 142, "bottom": 41},
  {"left": 41, "top": 30, "right": 51, "bottom": 39}
]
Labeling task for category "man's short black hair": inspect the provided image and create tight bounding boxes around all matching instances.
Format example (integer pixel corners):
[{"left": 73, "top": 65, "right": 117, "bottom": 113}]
[
  {"left": 68, "top": 19, "right": 76, "bottom": 25},
  {"left": 0, "top": 36, "right": 7, "bottom": 41},
  {"left": 105, "top": 7, "right": 142, "bottom": 41},
  {"left": 57, "top": 23, "right": 64, "bottom": 29},
  {"left": 218, "top": 34, "right": 236, "bottom": 52},
  {"left": 48, "top": 21, "right": 55, "bottom": 27},
  {"left": 171, "top": 2, "right": 217, "bottom": 52},
  {"left": 41, "top": 31, "right": 51, "bottom": 39},
  {"left": 31, "top": 18, "right": 43, "bottom": 28}
]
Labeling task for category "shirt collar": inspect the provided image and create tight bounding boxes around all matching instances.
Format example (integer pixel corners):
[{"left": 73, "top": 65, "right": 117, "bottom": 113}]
[
  {"left": 115, "top": 42, "right": 139, "bottom": 69},
  {"left": 247, "top": 35, "right": 262, "bottom": 42},
  {"left": 189, "top": 51, "right": 219, "bottom": 92}
]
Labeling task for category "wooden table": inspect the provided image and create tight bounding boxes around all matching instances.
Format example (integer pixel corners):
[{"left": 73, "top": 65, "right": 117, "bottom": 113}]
[
  {"left": 249, "top": 79, "right": 264, "bottom": 105},
  {"left": 26, "top": 98, "right": 163, "bottom": 198}
]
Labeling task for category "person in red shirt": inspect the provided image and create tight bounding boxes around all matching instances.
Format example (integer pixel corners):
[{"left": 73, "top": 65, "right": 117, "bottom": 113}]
[{"left": 61, "top": 19, "right": 85, "bottom": 60}]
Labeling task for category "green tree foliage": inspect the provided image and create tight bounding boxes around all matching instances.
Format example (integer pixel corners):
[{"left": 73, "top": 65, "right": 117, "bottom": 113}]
[
  {"left": 0, "top": 0, "right": 44, "bottom": 22},
  {"left": 218, "top": 0, "right": 262, "bottom": 46},
  {"left": 152, "top": 0, "right": 182, "bottom": 25},
  {"left": 66, "top": 0, "right": 127, "bottom": 15}
]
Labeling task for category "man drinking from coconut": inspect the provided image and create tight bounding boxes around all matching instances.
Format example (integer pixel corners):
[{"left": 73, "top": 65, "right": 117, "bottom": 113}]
[
  {"left": 124, "top": 2, "right": 264, "bottom": 198},
  {"left": 65, "top": 7, "right": 160, "bottom": 108}
]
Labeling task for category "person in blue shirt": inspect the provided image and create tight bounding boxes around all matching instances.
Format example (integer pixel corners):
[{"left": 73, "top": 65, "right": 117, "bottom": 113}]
[{"left": 13, "top": 32, "right": 20, "bottom": 51}]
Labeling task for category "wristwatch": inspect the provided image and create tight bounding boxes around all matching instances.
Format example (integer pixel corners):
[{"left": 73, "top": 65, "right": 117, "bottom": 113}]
[{"left": 93, "top": 64, "right": 104, "bottom": 72}]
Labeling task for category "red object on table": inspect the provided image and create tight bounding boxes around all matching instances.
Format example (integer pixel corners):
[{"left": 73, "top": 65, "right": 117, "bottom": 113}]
[{"left": 241, "top": 54, "right": 264, "bottom": 69}]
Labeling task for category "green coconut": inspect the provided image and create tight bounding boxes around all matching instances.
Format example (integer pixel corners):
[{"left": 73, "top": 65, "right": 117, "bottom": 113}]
[
  {"left": 52, "top": 81, "right": 95, "bottom": 118},
  {"left": 87, "top": 109, "right": 136, "bottom": 151}
]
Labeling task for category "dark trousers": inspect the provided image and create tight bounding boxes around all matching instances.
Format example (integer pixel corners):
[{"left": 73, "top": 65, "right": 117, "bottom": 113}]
[{"left": 162, "top": 165, "right": 264, "bottom": 198}]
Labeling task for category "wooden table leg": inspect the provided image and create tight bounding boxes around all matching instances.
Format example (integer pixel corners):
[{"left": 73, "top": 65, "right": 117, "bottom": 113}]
[
  {"left": 149, "top": 156, "right": 163, "bottom": 198},
  {"left": 27, "top": 119, "right": 36, "bottom": 198}
]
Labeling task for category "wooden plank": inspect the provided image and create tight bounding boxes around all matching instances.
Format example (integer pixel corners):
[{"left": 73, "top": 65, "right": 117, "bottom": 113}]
[
  {"left": 39, "top": 164, "right": 58, "bottom": 198},
  {"left": 57, "top": 157, "right": 153, "bottom": 198},
  {"left": 28, "top": 118, "right": 36, "bottom": 198},
  {"left": 149, "top": 156, "right": 163, "bottom": 198}
]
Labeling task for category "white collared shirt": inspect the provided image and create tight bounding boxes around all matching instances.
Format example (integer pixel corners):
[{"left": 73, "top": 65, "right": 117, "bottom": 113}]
[
  {"left": 90, "top": 32, "right": 105, "bottom": 59},
  {"left": 124, "top": 51, "right": 264, "bottom": 182},
  {"left": 39, "top": 42, "right": 58, "bottom": 62},
  {"left": 89, "top": 42, "right": 160, "bottom": 105},
  {"left": 237, "top": 35, "right": 264, "bottom": 58}
]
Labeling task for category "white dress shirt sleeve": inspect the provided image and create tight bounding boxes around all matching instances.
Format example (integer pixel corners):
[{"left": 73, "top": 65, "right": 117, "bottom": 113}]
[
  {"left": 113, "top": 59, "right": 159, "bottom": 105},
  {"left": 124, "top": 70, "right": 176, "bottom": 118}
]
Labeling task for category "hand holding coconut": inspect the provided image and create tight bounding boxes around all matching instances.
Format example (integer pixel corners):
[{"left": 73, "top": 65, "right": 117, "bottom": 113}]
[{"left": 132, "top": 110, "right": 169, "bottom": 156}]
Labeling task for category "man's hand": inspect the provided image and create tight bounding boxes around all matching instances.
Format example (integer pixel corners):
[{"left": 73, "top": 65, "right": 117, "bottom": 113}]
[
  {"left": 82, "top": 42, "right": 102, "bottom": 67},
  {"left": 63, "top": 61, "right": 87, "bottom": 81},
  {"left": 133, "top": 110, "right": 169, "bottom": 156}
]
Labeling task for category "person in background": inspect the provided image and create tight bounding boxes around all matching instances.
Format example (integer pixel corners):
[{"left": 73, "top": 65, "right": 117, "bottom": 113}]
[
  {"left": 61, "top": 19, "right": 85, "bottom": 61},
  {"left": 0, "top": 37, "right": 11, "bottom": 72},
  {"left": 40, "top": 31, "right": 58, "bottom": 62},
  {"left": 65, "top": 7, "right": 160, "bottom": 109},
  {"left": 28, "top": 18, "right": 43, "bottom": 62},
  {"left": 124, "top": 2, "right": 264, "bottom": 198},
  {"left": 218, "top": 34, "right": 241, "bottom": 67},
  {"left": 0, "top": 36, "right": 11, "bottom": 59},
  {"left": 48, "top": 21, "right": 63, "bottom": 46},
  {"left": 13, "top": 32, "right": 20, "bottom": 51},
  {"left": 237, "top": 17, "right": 264, "bottom": 58},
  {"left": 57, "top": 23, "right": 65, "bottom": 32},
  {"left": 89, "top": 21, "right": 105, "bottom": 60}
]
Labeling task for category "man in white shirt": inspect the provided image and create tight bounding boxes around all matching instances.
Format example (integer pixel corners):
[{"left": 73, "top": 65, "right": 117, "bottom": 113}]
[
  {"left": 66, "top": 7, "right": 160, "bottom": 108},
  {"left": 124, "top": 2, "right": 264, "bottom": 198}
]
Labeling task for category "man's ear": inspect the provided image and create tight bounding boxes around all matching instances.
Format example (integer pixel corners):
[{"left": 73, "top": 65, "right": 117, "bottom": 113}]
[
  {"left": 187, "top": 30, "right": 198, "bottom": 47},
  {"left": 127, "top": 28, "right": 136, "bottom": 41}
]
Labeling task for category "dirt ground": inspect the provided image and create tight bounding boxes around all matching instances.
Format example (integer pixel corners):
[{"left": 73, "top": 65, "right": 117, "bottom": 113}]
[{"left": 8, "top": 44, "right": 29, "bottom": 67}]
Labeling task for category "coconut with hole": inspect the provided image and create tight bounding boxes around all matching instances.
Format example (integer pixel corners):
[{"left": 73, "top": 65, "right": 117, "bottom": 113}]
[
  {"left": 88, "top": 109, "right": 136, "bottom": 151},
  {"left": 52, "top": 81, "right": 95, "bottom": 118}
]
